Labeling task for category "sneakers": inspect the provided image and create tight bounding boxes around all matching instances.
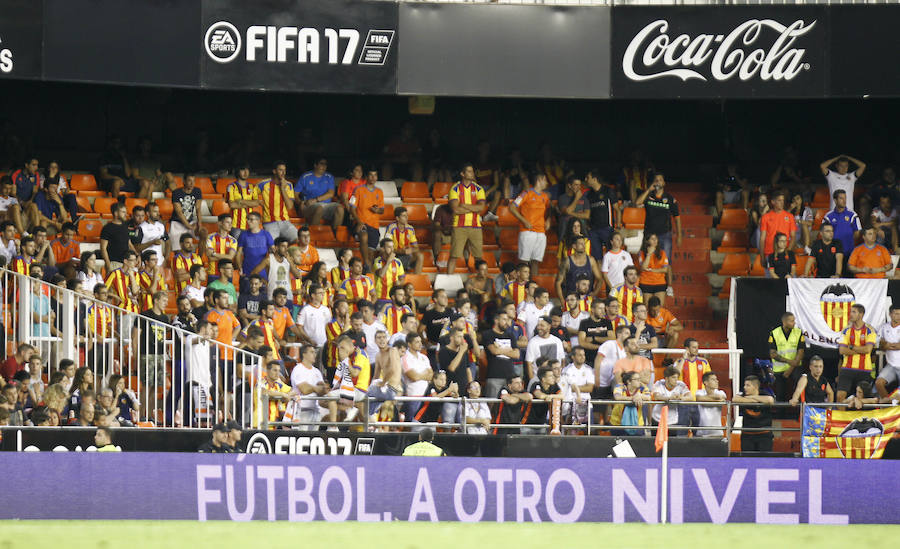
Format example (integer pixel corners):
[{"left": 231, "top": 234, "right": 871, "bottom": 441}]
[
  {"left": 666, "top": 287, "right": 675, "bottom": 297},
  {"left": 343, "top": 407, "right": 359, "bottom": 422},
  {"left": 483, "top": 212, "right": 499, "bottom": 222}
]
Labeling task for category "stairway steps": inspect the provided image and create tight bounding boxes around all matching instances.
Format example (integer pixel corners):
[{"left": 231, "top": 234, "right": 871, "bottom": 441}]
[
  {"left": 671, "top": 191, "right": 711, "bottom": 203},
  {"left": 679, "top": 214, "right": 714, "bottom": 228}
]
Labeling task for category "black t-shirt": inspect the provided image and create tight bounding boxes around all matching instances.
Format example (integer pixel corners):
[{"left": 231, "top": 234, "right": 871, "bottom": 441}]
[
  {"left": 128, "top": 222, "right": 142, "bottom": 246},
  {"left": 803, "top": 374, "right": 832, "bottom": 403},
  {"left": 99, "top": 222, "right": 131, "bottom": 263},
  {"left": 97, "top": 150, "right": 127, "bottom": 180},
  {"left": 629, "top": 324, "right": 657, "bottom": 360},
  {"left": 740, "top": 400, "right": 773, "bottom": 432},
  {"left": 586, "top": 186, "right": 618, "bottom": 229},
  {"left": 496, "top": 387, "right": 526, "bottom": 428},
  {"left": 528, "top": 383, "right": 561, "bottom": 424},
  {"left": 421, "top": 308, "right": 452, "bottom": 344},
  {"left": 438, "top": 345, "right": 469, "bottom": 389},
  {"left": 138, "top": 309, "right": 170, "bottom": 355},
  {"left": 578, "top": 317, "right": 613, "bottom": 364},
  {"left": 197, "top": 441, "right": 234, "bottom": 453},
  {"left": 347, "top": 329, "right": 367, "bottom": 352},
  {"left": 810, "top": 239, "right": 843, "bottom": 278},
  {"left": 172, "top": 187, "right": 203, "bottom": 225},
  {"left": 765, "top": 250, "right": 796, "bottom": 278},
  {"left": 238, "top": 292, "right": 263, "bottom": 319},
  {"left": 172, "top": 313, "right": 195, "bottom": 362},
  {"left": 549, "top": 325, "right": 568, "bottom": 344},
  {"left": 482, "top": 328, "right": 516, "bottom": 380},
  {"left": 643, "top": 191, "right": 680, "bottom": 235}
]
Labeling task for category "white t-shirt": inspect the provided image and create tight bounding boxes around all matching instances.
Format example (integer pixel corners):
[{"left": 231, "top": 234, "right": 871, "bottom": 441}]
[
  {"left": 402, "top": 351, "right": 432, "bottom": 397},
  {"left": 78, "top": 270, "right": 104, "bottom": 294},
  {"left": 826, "top": 170, "right": 858, "bottom": 212},
  {"left": 596, "top": 340, "right": 626, "bottom": 388},
  {"left": 290, "top": 363, "right": 325, "bottom": 411},
  {"left": 601, "top": 250, "right": 634, "bottom": 289},
  {"left": 298, "top": 303, "right": 331, "bottom": 347},
  {"left": 182, "top": 283, "right": 205, "bottom": 304},
  {"left": 388, "top": 331, "right": 408, "bottom": 346},
  {"left": 465, "top": 401, "right": 492, "bottom": 434},
  {"left": 561, "top": 311, "right": 589, "bottom": 347},
  {"left": 187, "top": 334, "right": 212, "bottom": 389},
  {"left": 363, "top": 320, "right": 387, "bottom": 361},
  {"left": 0, "top": 238, "right": 16, "bottom": 264},
  {"left": 694, "top": 388, "right": 727, "bottom": 437},
  {"left": 517, "top": 302, "right": 553, "bottom": 340},
  {"left": 524, "top": 334, "right": 565, "bottom": 366},
  {"left": 139, "top": 221, "right": 166, "bottom": 265},
  {"left": 561, "top": 363, "right": 594, "bottom": 401},
  {"left": 267, "top": 253, "right": 293, "bottom": 300},
  {"left": 0, "top": 195, "right": 18, "bottom": 213},
  {"left": 879, "top": 322, "right": 900, "bottom": 368},
  {"left": 651, "top": 379, "right": 690, "bottom": 424}
]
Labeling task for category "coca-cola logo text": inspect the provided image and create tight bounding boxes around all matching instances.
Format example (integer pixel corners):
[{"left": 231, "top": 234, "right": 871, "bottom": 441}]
[{"left": 622, "top": 19, "right": 816, "bottom": 83}]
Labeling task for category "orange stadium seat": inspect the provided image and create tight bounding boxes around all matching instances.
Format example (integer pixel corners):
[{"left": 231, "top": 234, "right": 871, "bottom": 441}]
[
  {"left": 436, "top": 251, "right": 472, "bottom": 272},
  {"left": 717, "top": 209, "right": 748, "bottom": 231},
  {"left": 380, "top": 204, "right": 395, "bottom": 226},
  {"left": 496, "top": 205, "right": 519, "bottom": 227},
  {"left": 216, "top": 178, "right": 235, "bottom": 194},
  {"left": 156, "top": 198, "right": 174, "bottom": 219},
  {"left": 718, "top": 231, "right": 750, "bottom": 253},
  {"left": 79, "top": 218, "right": 103, "bottom": 242},
  {"left": 718, "top": 277, "right": 733, "bottom": 299},
  {"left": 812, "top": 208, "right": 827, "bottom": 230},
  {"left": 421, "top": 252, "right": 439, "bottom": 274},
  {"left": 749, "top": 254, "right": 766, "bottom": 276},
  {"left": 194, "top": 177, "right": 215, "bottom": 195},
  {"left": 623, "top": 207, "right": 646, "bottom": 229},
  {"left": 75, "top": 195, "right": 95, "bottom": 217},
  {"left": 92, "top": 197, "right": 117, "bottom": 216},
  {"left": 404, "top": 204, "right": 429, "bottom": 226},
  {"left": 211, "top": 201, "right": 231, "bottom": 217},
  {"left": 532, "top": 275, "right": 556, "bottom": 293},
  {"left": 795, "top": 254, "right": 810, "bottom": 275},
  {"left": 498, "top": 229, "right": 519, "bottom": 250},
  {"left": 125, "top": 198, "right": 149, "bottom": 212},
  {"left": 405, "top": 274, "right": 434, "bottom": 297},
  {"left": 400, "top": 181, "right": 431, "bottom": 204},
  {"left": 70, "top": 174, "right": 98, "bottom": 192},
  {"left": 309, "top": 225, "right": 340, "bottom": 248},
  {"left": 432, "top": 182, "right": 453, "bottom": 204},
  {"left": 717, "top": 253, "right": 750, "bottom": 276},
  {"left": 811, "top": 186, "right": 830, "bottom": 209}
]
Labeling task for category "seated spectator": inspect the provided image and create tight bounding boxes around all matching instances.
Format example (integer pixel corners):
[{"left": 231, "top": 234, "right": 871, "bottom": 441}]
[
  {"left": 733, "top": 374, "right": 775, "bottom": 451},
  {"left": 372, "top": 238, "right": 405, "bottom": 307},
  {"left": 389, "top": 313, "right": 418, "bottom": 346},
  {"left": 11, "top": 155, "right": 40, "bottom": 206},
  {"left": 870, "top": 194, "right": 899, "bottom": 251},
  {"left": 650, "top": 366, "right": 690, "bottom": 434},
  {"left": 1, "top": 343, "right": 34, "bottom": 384},
  {"left": 198, "top": 422, "right": 234, "bottom": 453},
  {"left": 501, "top": 263, "right": 531, "bottom": 310},
  {"left": 380, "top": 285, "right": 413, "bottom": 336},
  {"left": 336, "top": 257, "right": 372, "bottom": 309},
  {"left": 787, "top": 192, "right": 813, "bottom": 251},
  {"left": 714, "top": 163, "right": 749, "bottom": 221},
  {"left": 95, "top": 135, "right": 150, "bottom": 199},
  {"left": 695, "top": 372, "right": 727, "bottom": 437},
  {"left": 518, "top": 287, "right": 553, "bottom": 338},
  {"left": 50, "top": 222, "right": 80, "bottom": 279},
  {"left": 77, "top": 251, "right": 104, "bottom": 295},
  {"left": 463, "top": 381, "right": 492, "bottom": 434},
  {"left": 203, "top": 214, "right": 238, "bottom": 281},
  {"left": 0, "top": 221, "right": 18, "bottom": 266},
  {"left": 804, "top": 223, "right": 844, "bottom": 278},
  {"left": 237, "top": 212, "right": 274, "bottom": 279},
  {"left": 262, "top": 360, "right": 292, "bottom": 427},
  {"left": 492, "top": 375, "right": 532, "bottom": 435},
  {"left": 386, "top": 206, "right": 424, "bottom": 275},
  {"left": 524, "top": 316, "right": 565, "bottom": 382},
  {"left": 0, "top": 176, "right": 26, "bottom": 235},
  {"left": 525, "top": 366, "right": 563, "bottom": 434},
  {"left": 296, "top": 157, "right": 345, "bottom": 231},
  {"left": 610, "top": 371, "right": 650, "bottom": 435},
  {"left": 848, "top": 226, "right": 892, "bottom": 279},
  {"left": 765, "top": 232, "right": 796, "bottom": 278},
  {"left": 208, "top": 259, "right": 237, "bottom": 311},
  {"left": 413, "top": 369, "right": 456, "bottom": 426},
  {"left": 238, "top": 274, "right": 264, "bottom": 327},
  {"left": 338, "top": 164, "right": 366, "bottom": 212},
  {"left": 613, "top": 336, "right": 654, "bottom": 386},
  {"left": 647, "top": 296, "right": 682, "bottom": 349},
  {"left": 31, "top": 227, "right": 56, "bottom": 278},
  {"left": 30, "top": 176, "right": 72, "bottom": 235},
  {"left": 259, "top": 161, "right": 298, "bottom": 242},
  {"left": 291, "top": 226, "right": 319, "bottom": 277}
]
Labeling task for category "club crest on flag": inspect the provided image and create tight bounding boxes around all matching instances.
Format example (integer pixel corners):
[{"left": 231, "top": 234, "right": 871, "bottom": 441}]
[
  {"left": 835, "top": 417, "right": 885, "bottom": 459},
  {"left": 819, "top": 283, "right": 855, "bottom": 332}
]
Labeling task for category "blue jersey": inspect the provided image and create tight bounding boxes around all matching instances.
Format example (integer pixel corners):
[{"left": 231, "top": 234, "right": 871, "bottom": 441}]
[
  {"left": 823, "top": 208, "right": 861, "bottom": 256},
  {"left": 295, "top": 171, "right": 335, "bottom": 202}
]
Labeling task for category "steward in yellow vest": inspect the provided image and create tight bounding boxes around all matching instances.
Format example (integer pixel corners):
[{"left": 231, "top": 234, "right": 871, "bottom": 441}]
[{"left": 402, "top": 427, "right": 446, "bottom": 457}]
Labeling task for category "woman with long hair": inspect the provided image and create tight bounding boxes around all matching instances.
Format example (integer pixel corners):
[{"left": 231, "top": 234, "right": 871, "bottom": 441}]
[
  {"left": 749, "top": 193, "right": 770, "bottom": 251},
  {"left": 76, "top": 251, "right": 104, "bottom": 292},
  {"left": 108, "top": 374, "right": 138, "bottom": 425},
  {"left": 639, "top": 233, "right": 670, "bottom": 306},
  {"left": 766, "top": 232, "right": 796, "bottom": 279},
  {"left": 301, "top": 261, "right": 334, "bottom": 306},
  {"left": 68, "top": 366, "right": 94, "bottom": 421},
  {"left": 788, "top": 192, "right": 813, "bottom": 250},
  {"left": 557, "top": 217, "right": 592, "bottom": 261},
  {"left": 44, "top": 160, "right": 79, "bottom": 221}
]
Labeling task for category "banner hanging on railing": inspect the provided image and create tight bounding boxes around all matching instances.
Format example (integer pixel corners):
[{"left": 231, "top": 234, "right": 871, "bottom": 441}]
[
  {"left": 787, "top": 278, "right": 888, "bottom": 349},
  {"left": 803, "top": 405, "right": 900, "bottom": 459}
]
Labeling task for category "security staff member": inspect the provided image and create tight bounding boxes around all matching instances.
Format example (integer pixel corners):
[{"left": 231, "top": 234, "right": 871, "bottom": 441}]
[
  {"left": 402, "top": 427, "right": 445, "bottom": 457},
  {"left": 768, "top": 312, "right": 805, "bottom": 404}
]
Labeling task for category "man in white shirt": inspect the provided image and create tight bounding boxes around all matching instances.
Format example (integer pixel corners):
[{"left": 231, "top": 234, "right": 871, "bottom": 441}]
[
  {"left": 182, "top": 264, "right": 207, "bottom": 309},
  {"left": 389, "top": 313, "right": 419, "bottom": 346},
  {"left": 562, "top": 293, "right": 589, "bottom": 347},
  {"left": 561, "top": 346, "right": 594, "bottom": 421},
  {"left": 402, "top": 334, "right": 433, "bottom": 419},
  {"left": 184, "top": 319, "right": 214, "bottom": 426},
  {"left": 820, "top": 154, "right": 866, "bottom": 212},
  {"left": 524, "top": 316, "right": 565, "bottom": 381},
  {"left": 289, "top": 344, "right": 329, "bottom": 430},
  {"left": 594, "top": 325, "right": 630, "bottom": 399},
  {"left": 877, "top": 304, "right": 900, "bottom": 399},
  {"left": 359, "top": 300, "right": 387, "bottom": 361},
  {"left": 297, "top": 284, "right": 331, "bottom": 347},
  {"left": 137, "top": 201, "right": 168, "bottom": 266},
  {"left": 257, "top": 237, "right": 299, "bottom": 300},
  {"left": 0, "top": 221, "right": 18, "bottom": 264},
  {"left": 695, "top": 371, "right": 726, "bottom": 437},
  {"left": 651, "top": 365, "right": 691, "bottom": 431},
  {"left": 518, "top": 287, "right": 553, "bottom": 339},
  {"left": 601, "top": 232, "right": 633, "bottom": 291}
]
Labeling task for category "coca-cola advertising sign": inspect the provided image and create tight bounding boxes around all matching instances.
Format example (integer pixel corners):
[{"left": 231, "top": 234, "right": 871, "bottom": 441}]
[{"left": 612, "top": 7, "right": 826, "bottom": 98}]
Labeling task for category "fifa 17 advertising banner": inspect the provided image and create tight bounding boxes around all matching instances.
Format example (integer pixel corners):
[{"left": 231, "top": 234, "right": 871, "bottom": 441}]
[
  {"left": 200, "top": 0, "right": 397, "bottom": 94},
  {"left": 611, "top": 6, "right": 827, "bottom": 99},
  {"left": 5, "top": 454, "right": 900, "bottom": 523},
  {"left": 0, "top": 0, "right": 42, "bottom": 80},
  {"left": 787, "top": 278, "right": 888, "bottom": 349}
]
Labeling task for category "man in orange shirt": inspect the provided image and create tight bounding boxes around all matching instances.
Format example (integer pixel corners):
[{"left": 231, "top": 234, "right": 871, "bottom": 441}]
[
  {"left": 447, "top": 162, "right": 486, "bottom": 275},
  {"left": 350, "top": 167, "right": 384, "bottom": 269},
  {"left": 50, "top": 222, "right": 80, "bottom": 279},
  {"left": 204, "top": 289, "right": 242, "bottom": 406},
  {"left": 291, "top": 226, "right": 319, "bottom": 276},
  {"left": 848, "top": 226, "right": 893, "bottom": 278},
  {"left": 510, "top": 173, "right": 550, "bottom": 275},
  {"left": 758, "top": 192, "right": 798, "bottom": 257},
  {"left": 647, "top": 296, "right": 682, "bottom": 348},
  {"left": 613, "top": 336, "right": 654, "bottom": 387}
]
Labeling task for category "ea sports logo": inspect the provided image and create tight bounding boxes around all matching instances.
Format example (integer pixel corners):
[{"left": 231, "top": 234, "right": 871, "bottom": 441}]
[
  {"left": 205, "top": 21, "right": 241, "bottom": 63},
  {"left": 246, "top": 432, "right": 272, "bottom": 454}
]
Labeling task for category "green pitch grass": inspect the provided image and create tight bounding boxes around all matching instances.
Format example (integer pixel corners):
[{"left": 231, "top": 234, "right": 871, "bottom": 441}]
[{"left": 1, "top": 521, "right": 896, "bottom": 549}]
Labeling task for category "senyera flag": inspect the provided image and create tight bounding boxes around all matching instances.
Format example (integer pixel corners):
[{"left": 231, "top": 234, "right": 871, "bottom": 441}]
[
  {"left": 787, "top": 279, "right": 888, "bottom": 349},
  {"left": 655, "top": 405, "right": 669, "bottom": 452},
  {"left": 802, "top": 405, "right": 900, "bottom": 458}
]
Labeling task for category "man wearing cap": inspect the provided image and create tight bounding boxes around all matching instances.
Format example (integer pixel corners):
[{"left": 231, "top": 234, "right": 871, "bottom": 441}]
[
  {"left": 225, "top": 420, "right": 244, "bottom": 452},
  {"left": 198, "top": 423, "right": 235, "bottom": 453},
  {"left": 402, "top": 427, "right": 445, "bottom": 456}
]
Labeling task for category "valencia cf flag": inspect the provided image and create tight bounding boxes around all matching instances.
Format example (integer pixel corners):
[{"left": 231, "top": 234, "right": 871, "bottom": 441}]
[
  {"left": 819, "top": 283, "right": 854, "bottom": 332},
  {"left": 802, "top": 405, "right": 900, "bottom": 459}
]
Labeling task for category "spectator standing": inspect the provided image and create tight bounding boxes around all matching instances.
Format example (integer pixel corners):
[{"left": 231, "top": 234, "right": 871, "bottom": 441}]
[
  {"left": 578, "top": 299, "right": 613, "bottom": 366},
  {"left": 695, "top": 372, "right": 727, "bottom": 437},
  {"left": 558, "top": 176, "right": 591, "bottom": 239},
  {"left": 848, "top": 226, "right": 892, "bottom": 279},
  {"left": 99, "top": 203, "right": 134, "bottom": 273},
  {"left": 465, "top": 260, "right": 494, "bottom": 312},
  {"left": 202, "top": 214, "right": 238, "bottom": 282},
  {"left": 386, "top": 207, "right": 424, "bottom": 275},
  {"left": 259, "top": 161, "right": 298, "bottom": 242},
  {"left": 380, "top": 286, "right": 413, "bottom": 336},
  {"left": 138, "top": 250, "right": 166, "bottom": 311},
  {"left": 439, "top": 328, "right": 473, "bottom": 398},
  {"left": 601, "top": 232, "right": 633, "bottom": 292},
  {"left": 733, "top": 375, "right": 775, "bottom": 451},
  {"left": 1, "top": 343, "right": 34, "bottom": 384},
  {"left": 524, "top": 317, "right": 565, "bottom": 381},
  {"left": 136, "top": 202, "right": 168, "bottom": 266},
  {"left": 359, "top": 300, "right": 387, "bottom": 362},
  {"left": 237, "top": 212, "right": 275, "bottom": 279},
  {"left": 131, "top": 291, "right": 170, "bottom": 416},
  {"left": 518, "top": 287, "right": 553, "bottom": 339},
  {"left": 768, "top": 312, "right": 805, "bottom": 402},
  {"left": 765, "top": 232, "right": 797, "bottom": 279},
  {"left": 509, "top": 173, "right": 550, "bottom": 275},
  {"left": 875, "top": 306, "right": 900, "bottom": 399},
  {"left": 226, "top": 164, "right": 262, "bottom": 239},
  {"left": 9, "top": 235, "right": 35, "bottom": 277},
  {"left": 823, "top": 190, "right": 860, "bottom": 258},
  {"left": 182, "top": 264, "right": 207, "bottom": 310},
  {"left": 170, "top": 174, "right": 202, "bottom": 252},
  {"left": 338, "top": 257, "right": 374, "bottom": 306},
  {"left": 50, "top": 222, "right": 79, "bottom": 280},
  {"left": 402, "top": 333, "right": 434, "bottom": 419},
  {"left": 636, "top": 173, "right": 682, "bottom": 260},
  {"left": 255, "top": 237, "right": 298, "bottom": 300},
  {"left": 297, "top": 284, "right": 331, "bottom": 348},
  {"left": 835, "top": 304, "right": 877, "bottom": 402},
  {"left": 556, "top": 237, "right": 602, "bottom": 303},
  {"left": 105, "top": 250, "right": 140, "bottom": 313},
  {"left": 493, "top": 375, "right": 532, "bottom": 435},
  {"left": 650, "top": 366, "right": 690, "bottom": 433},
  {"left": 638, "top": 233, "right": 670, "bottom": 306},
  {"left": 610, "top": 266, "right": 643, "bottom": 323},
  {"left": 501, "top": 263, "right": 531, "bottom": 310},
  {"left": 421, "top": 289, "right": 452, "bottom": 347},
  {"left": 205, "top": 290, "right": 242, "bottom": 400},
  {"left": 561, "top": 293, "right": 589, "bottom": 347},
  {"left": 673, "top": 338, "right": 711, "bottom": 431},
  {"left": 296, "top": 157, "right": 345, "bottom": 231},
  {"left": 208, "top": 260, "right": 238, "bottom": 310},
  {"left": 804, "top": 223, "right": 843, "bottom": 278},
  {"left": 289, "top": 345, "right": 329, "bottom": 430},
  {"left": 630, "top": 303, "right": 658, "bottom": 361},
  {"left": 613, "top": 336, "right": 654, "bottom": 387},
  {"left": 595, "top": 325, "right": 630, "bottom": 401},
  {"left": 330, "top": 248, "right": 353, "bottom": 289},
  {"left": 237, "top": 275, "right": 264, "bottom": 327},
  {"left": 820, "top": 154, "right": 866, "bottom": 212},
  {"left": 583, "top": 170, "right": 619, "bottom": 262},
  {"left": 372, "top": 239, "right": 406, "bottom": 308},
  {"left": 349, "top": 168, "right": 384, "bottom": 269},
  {"left": 173, "top": 235, "right": 203, "bottom": 295},
  {"left": 758, "top": 192, "right": 797, "bottom": 258},
  {"left": 482, "top": 310, "right": 521, "bottom": 398},
  {"left": 447, "top": 163, "right": 486, "bottom": 275},
  {"left": 789, "top": 355, "right": 834, "bottom": 405},
  {"left": 431, "top": 203, "right": 455, "bottom": 265}
]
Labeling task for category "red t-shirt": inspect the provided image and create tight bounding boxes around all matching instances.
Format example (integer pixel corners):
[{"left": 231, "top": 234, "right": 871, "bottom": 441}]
[
  {"left": 0, "top": 355, "right": 24, "bottom": 383},
  {"left": 760, "top": 210, "right": 798, "bottom": 256},
  {"left": 339, "top": 178, "right": 365, "bottom": 203}
]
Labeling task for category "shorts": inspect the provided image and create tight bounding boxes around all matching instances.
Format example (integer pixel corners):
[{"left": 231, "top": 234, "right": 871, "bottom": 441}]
[
  {"left": 139, "top": 355, "right": 168, "bottom": 387},
  {"left": 120, "top": 178, "right": 141, "bottom": 193},
  {"left": 396, "top": 253, "right": 413, "bottom": 270},
  {"left": 836, "top": 368, "right": 874, "bottom": 395},
  {"left": 264, "top": 220, "right": 299, "bottom": 242},
  {"left": 518, "top": 231, "right": 547, "bottom": 262},
  {"left": 877, "top": 365, "right": 900, "bottom": 385},
  {"left": 450, "top": 227, "right": 483, "bottom": 259},
  {"left": 168, "top": 220, "right": 194, "bottom": 252},
  {"left": 313, "top": 202, "right": 342, "bottom": 221},
  {"left": 436, "top": 232, "right": 452, "bottom": 247},
  {"left": 721, "top": 190, "right": 742, "bottom": 204},
  {"left": 358, "top": 224, "right": 380, "bottom": 249},
  {"left": 591, "top": 385, "right": 613, "bottom": 400},
  {"left": 640, "top": 283, "right": 667, "bottom": 294}
]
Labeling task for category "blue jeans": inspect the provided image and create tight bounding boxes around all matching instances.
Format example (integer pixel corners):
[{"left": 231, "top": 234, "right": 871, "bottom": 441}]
[
  {"left": 588, "top": 226, "right": 613, "bottom": 263},
  {"left": 658, "top": 232, "right": 673, "bottom": 262}
]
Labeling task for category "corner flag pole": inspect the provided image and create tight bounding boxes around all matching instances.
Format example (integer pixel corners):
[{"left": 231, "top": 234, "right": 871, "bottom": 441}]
[{"left": 655, "top": 404, "right": 670, "bottom": 524}]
